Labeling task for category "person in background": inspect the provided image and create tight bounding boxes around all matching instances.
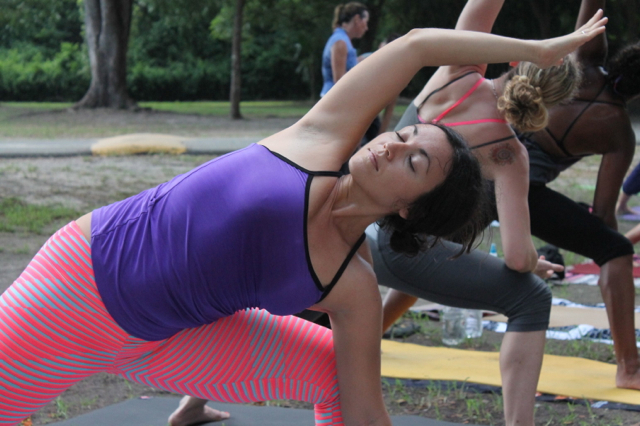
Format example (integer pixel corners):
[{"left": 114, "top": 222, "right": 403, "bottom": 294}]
[
  {"left": 616, "top": 160, "right": 640, "bottom": 216},
  {"left": 320, "top": 2, "right": 369, "bottom": 98}
]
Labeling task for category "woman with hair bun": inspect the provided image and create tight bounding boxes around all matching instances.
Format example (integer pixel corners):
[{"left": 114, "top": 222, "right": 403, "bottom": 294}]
[{"left": 393, "top": 0, "right": 580, "bottom": 274}]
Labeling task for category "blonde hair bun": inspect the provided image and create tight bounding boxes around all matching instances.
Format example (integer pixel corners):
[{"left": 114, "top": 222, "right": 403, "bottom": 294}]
[
  {"left": 498, "top": 58, "right": 582, "bottom": 133},
  {"left": 498, "top": 75, "right": 548, "bottom": 133}
]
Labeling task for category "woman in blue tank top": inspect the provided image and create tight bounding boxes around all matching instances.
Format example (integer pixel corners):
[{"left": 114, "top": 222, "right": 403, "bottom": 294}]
[
  {"left": 0, "top": 12, "right": 606, "bottom": 426},
  {"left": 320, "top": 3, "right": 369, "bottom": 98}
]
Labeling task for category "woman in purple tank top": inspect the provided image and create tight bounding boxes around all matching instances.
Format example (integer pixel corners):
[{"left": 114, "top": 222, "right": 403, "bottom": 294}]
[{"left": 0, "top": 12, "right": 606, "bottom": 426}]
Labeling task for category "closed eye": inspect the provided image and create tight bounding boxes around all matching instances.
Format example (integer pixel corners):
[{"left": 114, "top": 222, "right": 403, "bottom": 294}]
[{"left": 395, "top": 131, "right": 406, "bottom": 142}]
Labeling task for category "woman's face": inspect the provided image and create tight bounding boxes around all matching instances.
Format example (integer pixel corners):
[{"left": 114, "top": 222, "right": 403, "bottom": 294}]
[
  {"left": 349, "top": 124, "right": 453, "bottom": 215},
  {"left": 352, "top": 11, "right": 369, "bottom": 39}
]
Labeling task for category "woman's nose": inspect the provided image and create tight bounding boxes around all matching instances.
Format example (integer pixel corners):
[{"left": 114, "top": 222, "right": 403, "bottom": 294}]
[{"left": 383, "top": 141, "right": 402, "bottom": 159}]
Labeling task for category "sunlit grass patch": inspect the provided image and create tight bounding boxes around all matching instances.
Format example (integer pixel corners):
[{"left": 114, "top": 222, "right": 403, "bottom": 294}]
[{"left": 0, "top": 197, "right": 79, "bottom": 233}]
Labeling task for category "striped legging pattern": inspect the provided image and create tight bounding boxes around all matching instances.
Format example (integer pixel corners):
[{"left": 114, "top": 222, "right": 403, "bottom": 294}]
[{"left": 0, "top": 222, "right": 342, "bottom": 425}]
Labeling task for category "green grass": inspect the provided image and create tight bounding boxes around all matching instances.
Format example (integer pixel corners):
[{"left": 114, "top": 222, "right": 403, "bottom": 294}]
[
  {"left": 0, "top": 197, "right": 79, "bottom": 234},
  {"left": 0, "top": 101, "right": 410, "bottom": 139}
]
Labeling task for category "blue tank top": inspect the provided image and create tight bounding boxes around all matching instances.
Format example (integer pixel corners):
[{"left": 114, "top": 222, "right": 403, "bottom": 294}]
[
  {"left": 320, "top": 28, "right": 358, "bottom": 97},
  {"left": 91, "top": 144, "right": 364, "bottom": 341}
]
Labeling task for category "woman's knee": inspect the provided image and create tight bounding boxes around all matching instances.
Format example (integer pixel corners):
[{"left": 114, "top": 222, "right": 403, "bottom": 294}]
[{"left": 504, "top": 275, "right": 552, "bottom": 332}]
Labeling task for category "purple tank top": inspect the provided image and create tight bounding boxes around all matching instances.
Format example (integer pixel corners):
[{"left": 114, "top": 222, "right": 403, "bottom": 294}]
[{"left": 91, "top": 144, "right": 363, "bottom": 341}]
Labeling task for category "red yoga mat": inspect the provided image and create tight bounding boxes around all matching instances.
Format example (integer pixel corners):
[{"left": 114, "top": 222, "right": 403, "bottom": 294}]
[{"left": 570, "top": 258, "right": 640, "bottom": 277}]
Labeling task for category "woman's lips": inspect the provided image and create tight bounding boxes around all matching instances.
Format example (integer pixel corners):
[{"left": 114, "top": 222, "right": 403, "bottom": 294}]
[{"left": 368, "top": 149, "right": 378, "bottom": 171}]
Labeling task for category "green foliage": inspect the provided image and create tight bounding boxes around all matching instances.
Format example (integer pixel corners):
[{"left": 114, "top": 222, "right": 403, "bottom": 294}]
[
  {"left": 0, "top": 0, "right": 83, "bottom": 51},
  {"left": 0, "top": 0, "right": 638, "bottom": 102},
  {"left": 0, "top": 42, "right": 89, "bottom": 101}
]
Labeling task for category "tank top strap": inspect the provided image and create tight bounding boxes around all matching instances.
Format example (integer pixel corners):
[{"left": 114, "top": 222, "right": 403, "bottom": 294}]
[
  {"left": 550, "top": 84, "right": 610, "bottom": 156},
  {"left": 264, "top": 147, "right": 341, "bottom": 177},
  {"left": 470, "top": 135, "right": 516, "bottom": 150},
  {"left": 318, "top": 233, "right": 367, "bottom": 302},
  {"left": 418, "top": 71, "right": 479, "bottom": 109},
  {"left": 432, "top": 77, "right": 485, "bottom": 124}
]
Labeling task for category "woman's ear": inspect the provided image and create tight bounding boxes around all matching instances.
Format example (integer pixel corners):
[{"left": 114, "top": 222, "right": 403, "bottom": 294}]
[{"left": 399, "top": 207, "right": 409, "bottom": 220}]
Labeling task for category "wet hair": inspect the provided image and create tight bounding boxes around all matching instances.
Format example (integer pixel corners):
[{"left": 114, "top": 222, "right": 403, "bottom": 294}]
[
  {"left": 332, "top": 2, "right": 368, "bottom": 29},
  {"left": 378, "top": 123, "right": 488, "bottom": 257},
  {"left": 607, "top": 42, "right": 640, "bottom": 99},
  {"left": 497, "top": 57, "right": 582, "bottom": 133}
]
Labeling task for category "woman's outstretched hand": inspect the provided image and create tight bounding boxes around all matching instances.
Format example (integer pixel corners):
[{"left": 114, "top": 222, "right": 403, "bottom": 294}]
[{"left": 534, "top": 9, "right": 607, "bottom": 69}]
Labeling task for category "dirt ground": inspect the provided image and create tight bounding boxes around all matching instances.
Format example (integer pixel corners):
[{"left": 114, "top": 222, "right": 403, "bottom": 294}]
[{"left": 2, "top": 109, "right": 640, "bottom": 425}]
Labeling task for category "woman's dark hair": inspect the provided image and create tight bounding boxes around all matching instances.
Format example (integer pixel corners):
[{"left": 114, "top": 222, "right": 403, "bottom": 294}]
[
  {"left": 378, "top": 123, "right": 488, "bottom": 257},
  {"left": 607, "top": 42, "right": 640, "bottom": 99},
  {"left": 332, "top": 2, "right": 368, "bottom": 29}
]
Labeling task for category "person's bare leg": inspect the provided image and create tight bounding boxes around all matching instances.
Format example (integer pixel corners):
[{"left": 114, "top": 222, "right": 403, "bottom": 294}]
[
  {"left": 625, "top": 223, "right": 640, "bottom": 245},
  {"left": 382, "top": 289, "right": 419, "bottom": 333},
  {"left": 616, "top": 192, "right": 635, "bottom": 216},
  {"left": 168, "top": 396, "right": 230, "bottom": 426},
  {"left": 500, "top": 331, "right": 545, "bottom": 426},
  {"left": 599, "top": 255, "right": 640, "bottom": 389}
]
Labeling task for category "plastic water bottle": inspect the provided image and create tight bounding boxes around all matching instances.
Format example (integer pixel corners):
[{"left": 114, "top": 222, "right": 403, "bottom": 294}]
[
  {"left": 489, "top": 243, "right": 498, "bottom": 257},
  {"left": 464, "top": 309, "right": 483, "bottom": 338},
  {"left": 441, "top": 307, "right": 466, "bottom": 345}
]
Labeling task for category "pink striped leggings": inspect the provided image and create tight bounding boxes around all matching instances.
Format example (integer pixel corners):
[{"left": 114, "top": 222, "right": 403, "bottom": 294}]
[{"left": 0, "top": 222, "right": 342, "bottom": 425}]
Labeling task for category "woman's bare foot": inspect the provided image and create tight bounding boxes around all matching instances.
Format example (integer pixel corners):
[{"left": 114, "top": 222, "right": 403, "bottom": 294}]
[
  {"left": 616, "top": 206, "right": 636, "bottom": 216},
  {"left": 616, "top": 365, "right": 640, "bottom": 390},
  {"left": 168, "top": 396, "right": 230, "bottom": 426}
]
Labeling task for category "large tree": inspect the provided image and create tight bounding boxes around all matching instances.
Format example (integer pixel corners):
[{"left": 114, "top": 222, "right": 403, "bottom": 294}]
[
  {"left": 75, "top": 0, "right": 136, "bottom": 109},
  {"left": 230, "top": 0, "right": 245, "bottom": 119}
]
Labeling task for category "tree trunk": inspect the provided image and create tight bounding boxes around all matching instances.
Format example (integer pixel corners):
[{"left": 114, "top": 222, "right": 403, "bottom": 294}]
[
  {"left": 75, "top": 0, "right": 136, "bottom": 109},
  {"left": 230, "top": 0, "right": 246, "bottom": 120},
  {"left": 360, "top": 0, "right": 386, "bottom": 54},
  {"left": 528, "top": 0, "right": 551, "bottom": 39}
]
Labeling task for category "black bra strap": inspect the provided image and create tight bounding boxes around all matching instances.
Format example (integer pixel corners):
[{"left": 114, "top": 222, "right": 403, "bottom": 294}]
[
  {"left": 418, "top": 71, "right": 478, "bottom": 109},
  {"left": 318, "top": 233, "right": 367, "bottom": 301},
  {"left": 556, "top": 84, "right": 609, "bottom": 147},
  {"left": 470, "top": 135, "right": 516, "bottom": 150}
]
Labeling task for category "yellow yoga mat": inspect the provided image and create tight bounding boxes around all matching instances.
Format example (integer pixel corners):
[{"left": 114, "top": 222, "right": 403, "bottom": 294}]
[
  {"left": 92, "top": 133, "right": 188, "bottom": 156},
  {"left": 381, "top": 340, "right": 640, "bottom": 405},
  {"left": 485, "top": 305, "right": 640, "bottom": 329}
]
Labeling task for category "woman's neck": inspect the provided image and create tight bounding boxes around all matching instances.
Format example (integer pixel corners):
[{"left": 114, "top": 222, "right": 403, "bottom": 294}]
[
  {"left": 340, "top": 22, "right": 358, "bottom": 40},
  {"left": 328, "top": 175, "right": 388, "bottom": 241}
]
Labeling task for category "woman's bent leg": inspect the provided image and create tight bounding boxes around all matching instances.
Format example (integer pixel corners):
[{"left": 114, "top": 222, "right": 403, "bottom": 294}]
[
  {"left": 0, "top": 223, "right": 125, "bottom": 425},
  {"left": 371, "top": 230, "right": 550, "bottom": 426},
  {"left": 114, "top": 309, "right": 342, "bottom": 425}
]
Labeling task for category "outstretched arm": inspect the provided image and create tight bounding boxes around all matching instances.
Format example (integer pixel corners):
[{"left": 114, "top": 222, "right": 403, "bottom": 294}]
[
  {"left": 286, "top": 12, "right": 606, "bottom": 169},
  {"left": 575, "top": 0, "right": 608, "bottom": 66},
  {"left": 450, "top": 0, "right": 506, "bottom": 76}
]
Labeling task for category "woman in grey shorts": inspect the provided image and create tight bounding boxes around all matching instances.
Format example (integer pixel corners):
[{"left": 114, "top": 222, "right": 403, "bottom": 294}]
[{"left": 369, "top": 226, "right": 551, "bottom": 335}]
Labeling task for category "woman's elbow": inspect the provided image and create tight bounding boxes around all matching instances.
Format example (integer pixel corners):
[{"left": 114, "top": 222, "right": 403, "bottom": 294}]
[{"left": 503, "top": 252, "right": 537, "bottom": 273}]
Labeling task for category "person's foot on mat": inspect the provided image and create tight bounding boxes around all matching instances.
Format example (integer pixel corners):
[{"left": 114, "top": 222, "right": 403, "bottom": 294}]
[
  {"left": 168, "top": 395, "right": 230, "bottom": 426},
  {"left": 616, "top": 364, "right": 640, "bottom": 391},
  {"left": 383, "top": 321, "right": 420, "bottom": 339}
]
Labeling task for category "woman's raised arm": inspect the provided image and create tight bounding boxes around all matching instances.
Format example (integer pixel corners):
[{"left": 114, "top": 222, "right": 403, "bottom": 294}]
[
  {"left": 294, "top": 11, "right": 606, "bottom": 164},
  {"left": 575, "top": 0, "right": 608, "bottom": 66}
]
